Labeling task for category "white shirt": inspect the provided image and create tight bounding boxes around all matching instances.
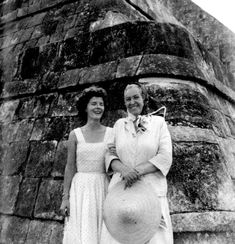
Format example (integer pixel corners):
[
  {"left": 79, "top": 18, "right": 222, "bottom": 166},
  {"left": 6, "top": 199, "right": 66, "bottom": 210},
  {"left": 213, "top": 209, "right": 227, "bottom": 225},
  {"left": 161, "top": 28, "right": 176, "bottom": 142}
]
[{"left": 106, "top": 115, "right": 172, "bottom": 196}]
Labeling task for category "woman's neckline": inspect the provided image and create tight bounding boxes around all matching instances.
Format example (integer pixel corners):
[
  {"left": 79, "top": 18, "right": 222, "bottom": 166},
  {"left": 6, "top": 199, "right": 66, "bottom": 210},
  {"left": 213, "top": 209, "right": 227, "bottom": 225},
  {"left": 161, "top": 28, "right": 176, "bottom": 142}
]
[{"left": 79, "top": 127, "right": 107, "bottom": 144}]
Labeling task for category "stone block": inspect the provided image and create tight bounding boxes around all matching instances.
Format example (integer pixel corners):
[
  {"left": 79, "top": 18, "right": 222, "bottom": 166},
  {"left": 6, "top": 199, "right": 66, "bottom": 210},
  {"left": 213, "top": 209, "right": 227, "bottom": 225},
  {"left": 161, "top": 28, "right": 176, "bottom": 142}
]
[
  {"left": 51, "top": 92, "right": 79, "bottom": 117},
  {"left": 60, "top": 34, "right": 90, "bottom": 69},
  {"left": 0, "top": 100, "right": 19, "bottom": 125},
  {"left": 116, "top": 55, "right": 142, "bottom": 78},
  {"left": 28, "top": 2, "right": 41, "bottom": 14},
  {"left": 17, "top": 7, "right": 28, "bottom": 18},
  {"left": 146, "top": 83, "right": 214, "bottom": 128},
  {"left": 25, "top": 220, "right": 62, "bottom": 244},
  {"left": 2, "top": 79, "right": 39, "bottom": 98},
  {"left": 37, "top": 71, "right": 60, "bottom": 92},
  {"left": 14, "top": 178, "right": 40, "bottom": 217},
  {"left": 30, "top": 118, "right": 50, "bottom": 141},
  {"left": 25, "top": 141, "right": 57, "bottom": 177},
  {"left": 34, "top": 179, "right": 63, "bottom": 220},
  {"left": 33, "top": 93, "right": 58, "bottom": 118},
  {"left": 19, "top": 27, "right": 34, "bottom": 43},
  {"left": 90, "top": 21, "right": 193, "bottom": 64},
  {"left": 168, "top": 126, "right": 216, "bottom": 143},
  {"left": 168, "top": 142, "right": 232, "bottom": 212},
  {"left": 79, "top": 61, "right": 118, "bottom": 85},
  {"left": 174, "top": 231, "right": 235, "bottom": 244},
  {"left": 1, "top": 122, "right": 20, "bottom": 143},
  {"left": 42, "top": 117, "right": 70, "bottom": 141},
  {"left": 52, "top": 140, "right": 68, "bottom": 177},
  {"left": 226, "top": 116, "right": 235, "bottom": 136},
  {"left": 57, "top": 68, "right": 81, "bottom": 89},
  {"left": 136, "top": 54, "right": 205, "bottom": 80},
  {"left": 0, "top": 175, "right": 21, "bottom": 214},
  {"left": 14, "top": 119, "right": 34, "bottom": 141},
  {"left": 212, "top": 109, "right": 231, "bottom": 137},
  {"left": 49, "top": 223, "right": 64, "bottom": 244},
  {"left": 28, "top": 12, "right": 47, "bottom": 28},
  {"left": 172, "top": 211, "right": 235, "bottom": 232},
  {"left": 0, "top": 215, "right": 30, "bottom": 244},
  {"left": 1, "top": 141, "right": 29, "bottom": 175},
  {"left": 218, "top": 137, "right": 235, "bottom": 178},
  {"left": 14, "top": 97, "right": 35, "bottom": 120}
]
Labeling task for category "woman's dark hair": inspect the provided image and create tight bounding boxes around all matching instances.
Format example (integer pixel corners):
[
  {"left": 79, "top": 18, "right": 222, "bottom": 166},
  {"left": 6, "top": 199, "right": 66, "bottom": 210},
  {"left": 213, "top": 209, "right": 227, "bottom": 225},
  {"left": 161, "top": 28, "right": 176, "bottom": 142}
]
[
  {"left": 124, "top": 82, "right": 149, "bottom": 115},
  {"left": 76, "top": 86, "right": 108, "bottom": 122}
]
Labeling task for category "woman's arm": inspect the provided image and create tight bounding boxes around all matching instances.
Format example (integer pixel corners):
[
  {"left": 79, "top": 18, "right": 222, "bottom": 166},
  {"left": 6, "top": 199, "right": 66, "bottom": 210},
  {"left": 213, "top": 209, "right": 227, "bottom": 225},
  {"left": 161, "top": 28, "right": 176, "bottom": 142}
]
[
  {"left": 111, "top": 159, "right": 140, "bottom": 188},
  {"left": 135, "top": 118, "right": 172, "bottom": 177},
  {"left": 134, "top": 161, "right": 159, "bottom": 176},
  {"left": 60, "top": 130, "right": 77, "bottom": 216}
]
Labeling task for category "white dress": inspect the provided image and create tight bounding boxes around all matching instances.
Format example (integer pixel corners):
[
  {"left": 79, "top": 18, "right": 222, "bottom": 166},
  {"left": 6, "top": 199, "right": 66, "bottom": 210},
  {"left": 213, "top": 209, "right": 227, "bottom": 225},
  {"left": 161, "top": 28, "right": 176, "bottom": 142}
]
[
  {"left": 101, "top": 115, "right": 173, "bottom": 244},
  {"left": 63, "top": 127, "right": 112, "bottom": 244}
]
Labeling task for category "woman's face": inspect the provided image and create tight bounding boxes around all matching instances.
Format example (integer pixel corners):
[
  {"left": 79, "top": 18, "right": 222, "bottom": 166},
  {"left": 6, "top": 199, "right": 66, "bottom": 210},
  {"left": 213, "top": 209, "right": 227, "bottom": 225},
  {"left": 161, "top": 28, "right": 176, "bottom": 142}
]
[
  {"left": 86, "top": 96, "right": 105, "bottom": 121},
  {"left": 124, "top": 86, "right": 144, "bottom": 117}
]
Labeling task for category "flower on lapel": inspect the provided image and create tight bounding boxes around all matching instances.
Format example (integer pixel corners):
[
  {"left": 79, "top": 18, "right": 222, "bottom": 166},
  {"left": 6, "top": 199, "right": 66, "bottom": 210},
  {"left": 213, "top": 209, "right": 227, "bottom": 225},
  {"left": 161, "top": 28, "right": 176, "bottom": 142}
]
[{"left": 136, "top": 116, "right": 149, "bottom": 133}]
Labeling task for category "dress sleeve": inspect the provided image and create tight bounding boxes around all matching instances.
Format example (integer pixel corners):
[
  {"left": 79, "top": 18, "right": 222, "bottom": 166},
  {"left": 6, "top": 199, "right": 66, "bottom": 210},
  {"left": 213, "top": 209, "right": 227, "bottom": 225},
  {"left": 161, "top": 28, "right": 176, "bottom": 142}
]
[
  {"left": 105, "top": 122, "right": 119, "bottom": 174},
  {"left": 148, "top": 118, "right": 172, "bottom": 176}
]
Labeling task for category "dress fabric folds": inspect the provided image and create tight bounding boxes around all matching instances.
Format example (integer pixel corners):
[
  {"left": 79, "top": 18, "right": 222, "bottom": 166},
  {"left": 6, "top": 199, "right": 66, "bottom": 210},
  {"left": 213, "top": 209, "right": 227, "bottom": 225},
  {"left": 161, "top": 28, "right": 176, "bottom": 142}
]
[{"left": 63, "top": 127, "right": 111, "bottom": 244}]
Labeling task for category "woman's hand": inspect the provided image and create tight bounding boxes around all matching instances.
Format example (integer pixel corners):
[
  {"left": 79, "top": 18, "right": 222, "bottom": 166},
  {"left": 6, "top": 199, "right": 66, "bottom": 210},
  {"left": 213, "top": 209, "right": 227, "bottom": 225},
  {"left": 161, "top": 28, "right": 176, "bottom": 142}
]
[
  {"left": 108, "top": 143, "right": 117, "bottom": 156},
  {"left": 121, "top": 166, "right": 141, "bottom": 189},
  {"left": 60, "top": 198, "right": 70, "bottom": 217}
]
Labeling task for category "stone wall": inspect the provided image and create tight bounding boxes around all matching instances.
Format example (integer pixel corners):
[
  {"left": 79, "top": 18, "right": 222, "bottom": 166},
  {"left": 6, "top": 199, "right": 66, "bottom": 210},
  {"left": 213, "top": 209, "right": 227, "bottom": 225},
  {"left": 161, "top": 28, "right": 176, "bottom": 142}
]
[{"left": 0, "top": 0, "right": 235, "bottom": 243}]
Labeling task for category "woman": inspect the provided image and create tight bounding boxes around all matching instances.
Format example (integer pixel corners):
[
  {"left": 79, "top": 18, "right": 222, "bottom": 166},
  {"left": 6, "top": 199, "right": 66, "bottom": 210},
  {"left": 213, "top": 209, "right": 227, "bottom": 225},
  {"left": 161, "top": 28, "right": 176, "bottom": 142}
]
[
  {"left": 60, "top": 86, "right": 112, "bottom": 244},
  {"left": 101, "top": 83, "right": 173, "bottom": 244}
]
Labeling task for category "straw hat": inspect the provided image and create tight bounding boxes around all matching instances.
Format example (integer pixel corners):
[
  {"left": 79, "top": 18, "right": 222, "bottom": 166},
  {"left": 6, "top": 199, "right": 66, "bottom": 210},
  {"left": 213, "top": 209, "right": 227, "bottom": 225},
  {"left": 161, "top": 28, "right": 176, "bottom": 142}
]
[{"left": 103, "top": 180, "right": 161, "bottom": 244}]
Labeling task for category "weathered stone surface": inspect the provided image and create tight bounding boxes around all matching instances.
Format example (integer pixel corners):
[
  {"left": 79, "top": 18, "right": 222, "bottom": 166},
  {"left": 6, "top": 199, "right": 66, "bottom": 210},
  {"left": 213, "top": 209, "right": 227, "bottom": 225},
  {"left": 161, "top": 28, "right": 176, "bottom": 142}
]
[
  {"left": 42, "top": 117, "right": 70, "bottom": 141},
  {"left": 102, "top": 109, "right": 127, "bottom": 126},
  {"left": 30, "top": 118, "right": 50, "bottom": 141},
  {"left": 90, "top": 21, "right": 193, "bottom": 65},
  {"left": 127, "top": 0, "right": 181, "bottom": 25},
  {"left": 218, "top": 137, "right": 235, "bottom": 178},
  {"left": 1, "top": 141, "right": 29, "bottom": 175},
  {"left": 0, "top": 215, "right": 30, "bottom": 244},
  {"left": 145, "top": 82, "right": 214, "bottom": 128},
  {"left": 0, "top": 176, "right": 21, "bottom": 214},
  {"left": 172, "top": 211, "right": 235, "bottom": 232},
  {"left": 212, "top": 109, "right": 231, "bottom": 138},
  {"left": 2, "top": 79, "right": 39, "bottom": 98},
  {"left": 79, "top": 61, "right": 118, "bottom": 85},
  {"left": 226, "top": 116, "right": 235, "bottom": 136},
  {"left": 25, "top": 220, "right": 62, "bottom": 244},
  {"left": 166, "top": 0, "right": 235, "bottom": 90},
  {"left": 137, "top": 54, "right": 204, "bottom": 79},
  {"left": 0, "top": 100, "right": 19, "bottom": 124},
  {"left": 174, "top": 231, "right": 235, "bottom": 244},
  {"left": 51, "top": 93, "right": 79, "bottom": 117},
  {"left": 14, "top": 119, "right": 34, "bottom": 141},
  {"left": 14, "top": 178, "right": 40, "bottom": 217},
  {"left": 49, "top": 223, "right": 64, "bottom": 244},
  {"left": 52, "top": 140, "right": 68, "bottom": 177},
  {"left": 34, "top": 179, "right": 63, "bottom": 220},
  {"left": 168, "top": 143, "right": 231, "bottom": 212},
  {"left": 13, "top": 97, "right": 35, "bottom": 120},
  {"left": 25, "top": 141, "right": 57, "bottom": 177},
  {"left": 33, "top": 93, "right": 58, "bottom": 117},
  {"left": 90, "top": 10, "right": 132, "bottom": 32},
  {"left": 37, "top": 71, "right": 60, "bottom": 92},
  {"left": 116, "top": 55, "right": 142, "bottom": 78},
  {"left": 1, "top": 122, "right": 20, "bottom": 143},
  {"left": 169, "top": 126, "right": 216, "bottom": 143},
  {"left": 57, "top": 68, "right": 81, "bottom": 89}
]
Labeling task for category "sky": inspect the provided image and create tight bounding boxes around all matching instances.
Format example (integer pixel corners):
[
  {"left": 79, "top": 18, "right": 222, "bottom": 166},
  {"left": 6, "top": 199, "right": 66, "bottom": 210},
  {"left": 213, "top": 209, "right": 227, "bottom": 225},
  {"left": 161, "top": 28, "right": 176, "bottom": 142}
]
[{"left": 192, "top": 0, "right": 235, "bottom": 33}]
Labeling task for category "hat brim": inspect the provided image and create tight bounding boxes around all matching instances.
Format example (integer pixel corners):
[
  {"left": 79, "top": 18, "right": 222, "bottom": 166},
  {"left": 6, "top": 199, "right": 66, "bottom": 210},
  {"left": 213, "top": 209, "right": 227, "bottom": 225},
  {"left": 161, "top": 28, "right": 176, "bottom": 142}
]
[{"left": 103, "top": 180, "right": 161, "bottom": 244}]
